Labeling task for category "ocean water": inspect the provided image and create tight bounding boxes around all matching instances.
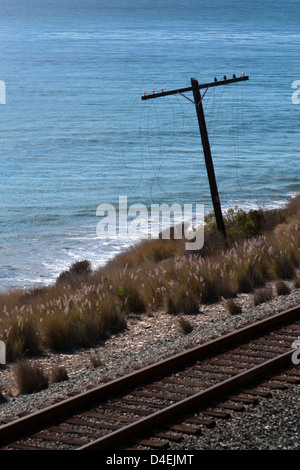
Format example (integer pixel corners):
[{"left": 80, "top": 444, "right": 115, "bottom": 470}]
[{"left": 0, "top": 0, "right": 300, "bottom": 290}]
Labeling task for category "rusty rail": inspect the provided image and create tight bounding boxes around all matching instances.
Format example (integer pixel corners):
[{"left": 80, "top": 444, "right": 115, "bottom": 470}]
[
  {"left": 0, "top": 304, "right": 299, "bottom": 449},
  {"left": 77, "top": 349, "right": 295, "bottom": 450}
]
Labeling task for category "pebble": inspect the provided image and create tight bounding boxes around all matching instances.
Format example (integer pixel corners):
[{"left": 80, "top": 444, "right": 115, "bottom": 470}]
[
  {"left": 169, "top": 385, "right": 300, "bottom": 450},
  {"left": 0, "top": 279, "right": 299, "bottom": 450}
]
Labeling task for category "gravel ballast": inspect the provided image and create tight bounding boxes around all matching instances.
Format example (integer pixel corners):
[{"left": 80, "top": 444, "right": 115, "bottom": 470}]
[
  {"left": 0, "top": 279, "right": 299, "bottom": 450},
  {"left": 169, "top": 385, "right": 300, "bottom": 450}
]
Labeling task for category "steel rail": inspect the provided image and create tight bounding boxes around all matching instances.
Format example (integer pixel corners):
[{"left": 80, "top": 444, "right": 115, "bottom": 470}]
[
  {"left": 0, "top": 304, "right": 299, "bottom": 446},
  {"left": 77, "top": 349, "right": 295, "bottom": 450}
]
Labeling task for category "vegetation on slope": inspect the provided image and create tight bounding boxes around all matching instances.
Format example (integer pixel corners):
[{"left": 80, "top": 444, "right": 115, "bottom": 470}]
[{"left": 1, "top": 195, "right": 300, "bottom": 362}]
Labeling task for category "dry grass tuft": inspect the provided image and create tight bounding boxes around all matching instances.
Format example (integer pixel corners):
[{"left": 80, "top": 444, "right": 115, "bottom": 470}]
[
  {"left": 5, "top": 316, "right": 41, "bottom": 362},
  {"left": 163, "top": 294, "right": 178, "bottom": 314},
  {"left": 56, "top": 260, "right": 92, "bottom": 286},
  {"left": 48, "top": 366, "right": 69, "bottom": 384},
  {"left": 222, "top": 298, "right": 242, "bottom": 315},
  {"left": 275, "top": 280, "right": 291, "bottom": 296},
  {"left": 89, "top": 355, "right": 103, "bottom": 368},
  {"left": 178, "top": 317, "right": 194, "bottom": 335},
  {"left": 253, "top": 287, "right": 273, "bottom": 306},
  {"left": 14, "top": 362, "right": 49, "bottom": 395},
  {"left": 104, "top": 236, "right": 186, "bottom": 270},
  {"left": 293, "top": 275, "right": 300, "bottom": 288}
]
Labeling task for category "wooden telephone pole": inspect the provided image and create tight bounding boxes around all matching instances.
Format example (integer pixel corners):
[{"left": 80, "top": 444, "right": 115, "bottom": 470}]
[{"left": 141, "top": 73, "right": 249, "bottom": 240}]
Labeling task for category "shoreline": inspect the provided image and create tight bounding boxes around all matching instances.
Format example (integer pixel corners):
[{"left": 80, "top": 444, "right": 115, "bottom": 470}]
[
  {"left": 0, "top": 194, "right": 294, "bottom": 294},
  {"left": 1, "top": 196, "right": 300, "bottom": 359}
]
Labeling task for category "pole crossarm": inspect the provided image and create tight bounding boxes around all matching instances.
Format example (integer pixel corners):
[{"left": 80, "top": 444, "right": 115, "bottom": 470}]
[{"left": 141, "top": 74, "right": 249, "bottom": 101}]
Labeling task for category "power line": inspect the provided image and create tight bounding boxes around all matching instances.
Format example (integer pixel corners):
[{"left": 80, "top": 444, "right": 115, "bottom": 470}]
[{"left": 141, "top": 73, "right": 249, "bottom": 241}]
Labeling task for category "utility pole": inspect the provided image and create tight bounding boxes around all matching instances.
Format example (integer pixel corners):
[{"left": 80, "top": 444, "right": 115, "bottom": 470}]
[
  {"left": 191, "top": 77, "right": 226, "bottom": 239},
  {"left": 141, "top": 73, "right": 249, "bottom": 241}
]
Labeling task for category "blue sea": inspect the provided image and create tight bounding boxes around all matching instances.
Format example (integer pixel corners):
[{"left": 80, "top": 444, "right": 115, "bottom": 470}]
[{"left": 0, "top": 0, "right": 300, "bottom": 290}]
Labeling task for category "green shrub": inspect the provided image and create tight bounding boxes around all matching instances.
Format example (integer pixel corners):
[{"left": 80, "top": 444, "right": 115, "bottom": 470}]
[{"left": 225, "top": 207, "right": 265, "bottom": 241}]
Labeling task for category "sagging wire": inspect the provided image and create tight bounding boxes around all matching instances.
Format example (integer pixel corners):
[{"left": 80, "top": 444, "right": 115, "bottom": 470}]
[{"left": 148, "top": 94, "right": 185, "bottom": 202}]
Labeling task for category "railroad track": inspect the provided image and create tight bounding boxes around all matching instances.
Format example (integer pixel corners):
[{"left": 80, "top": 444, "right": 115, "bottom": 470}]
[{"left": 0, "top": 305, "right": 299, "bottom": 451}]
